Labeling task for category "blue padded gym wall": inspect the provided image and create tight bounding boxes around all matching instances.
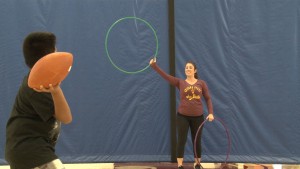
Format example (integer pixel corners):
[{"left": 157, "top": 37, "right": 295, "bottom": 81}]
[{"left": 1, "top": 0, "right": 299, "bottom": 164}]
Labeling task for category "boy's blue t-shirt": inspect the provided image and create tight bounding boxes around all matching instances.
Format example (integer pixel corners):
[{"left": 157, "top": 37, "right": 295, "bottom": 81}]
[{"left": 5, "top": 75, "right": 61, "bottom": 169}]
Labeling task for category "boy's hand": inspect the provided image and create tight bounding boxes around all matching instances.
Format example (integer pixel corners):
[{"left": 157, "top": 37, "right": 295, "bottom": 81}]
[{"left": 34, "top": 84, "right": 60, "bottom": 93}]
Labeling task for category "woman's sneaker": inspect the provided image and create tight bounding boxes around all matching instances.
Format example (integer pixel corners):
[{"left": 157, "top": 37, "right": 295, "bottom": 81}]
[{"left": 178, "top": 165, "right": 184, "bottom": 169}]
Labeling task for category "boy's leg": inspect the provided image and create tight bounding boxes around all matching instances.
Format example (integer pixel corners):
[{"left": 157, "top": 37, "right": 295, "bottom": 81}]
[{"left": 33, "top": 159, "right": 65, "bottom": 169}]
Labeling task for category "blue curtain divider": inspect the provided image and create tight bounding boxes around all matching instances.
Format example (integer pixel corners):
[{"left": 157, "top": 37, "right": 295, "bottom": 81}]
[{"left": 0, "top": 0, "right": 299, "bottom": 164}]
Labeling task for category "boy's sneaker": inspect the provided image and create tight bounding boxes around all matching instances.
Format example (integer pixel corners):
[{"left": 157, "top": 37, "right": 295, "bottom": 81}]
[
  {"left": 194, "top": 163, "right": 204, "bottom": 169},
  {"left": 178, "top": 165, "right": 184, "bottom": 169}
]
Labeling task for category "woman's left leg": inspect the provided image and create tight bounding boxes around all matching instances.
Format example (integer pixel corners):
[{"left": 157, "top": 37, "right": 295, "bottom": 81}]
[{"left": 189, "top": 115, "right": 204, "bottom": 166}]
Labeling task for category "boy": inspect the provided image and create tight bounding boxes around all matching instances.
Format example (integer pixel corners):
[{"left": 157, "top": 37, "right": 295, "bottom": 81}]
[{"left": 5, "top": 32, "right": 72, "bottom": 169}]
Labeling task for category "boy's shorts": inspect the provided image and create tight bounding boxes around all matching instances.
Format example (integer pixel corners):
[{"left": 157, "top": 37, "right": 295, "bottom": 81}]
[{"left": 33, "top": 159, "right": 65, "bottom": 169}]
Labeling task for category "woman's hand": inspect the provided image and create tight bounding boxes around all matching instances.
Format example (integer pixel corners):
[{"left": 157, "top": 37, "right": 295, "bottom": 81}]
[
  {"left": 149, "top": 57, "right": 156, "bottom": 65},
  {"left": 207, "top": 114, "right": 214, "bottom": 122}
]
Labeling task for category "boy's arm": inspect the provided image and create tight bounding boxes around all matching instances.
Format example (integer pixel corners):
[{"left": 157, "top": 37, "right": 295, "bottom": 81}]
[
  {"left": 34, "top": 84, "right": 72, "bottom": 124},
  {"left": 50, "top": 86, "right": 72, "bottom": 124}
]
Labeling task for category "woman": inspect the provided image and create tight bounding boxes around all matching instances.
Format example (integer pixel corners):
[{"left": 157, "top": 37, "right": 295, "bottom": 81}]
[{"left": 150, "top": 57, "right": 214, "bottom": 169}]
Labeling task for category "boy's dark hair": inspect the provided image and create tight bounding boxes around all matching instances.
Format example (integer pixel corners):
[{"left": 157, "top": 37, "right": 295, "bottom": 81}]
[{"left": 23, "top": 32, "right": 56, "bottom": 68}]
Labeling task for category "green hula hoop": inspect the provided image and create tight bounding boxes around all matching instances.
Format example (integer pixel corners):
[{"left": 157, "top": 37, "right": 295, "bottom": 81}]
[{"left": 105, "top": 16, "right": 159, "bottom": 74}]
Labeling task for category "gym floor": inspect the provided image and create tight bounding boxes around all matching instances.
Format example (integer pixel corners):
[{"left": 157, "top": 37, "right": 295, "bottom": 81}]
[{"left": 0, "top": 163, "right": 300, "bottom": 169}]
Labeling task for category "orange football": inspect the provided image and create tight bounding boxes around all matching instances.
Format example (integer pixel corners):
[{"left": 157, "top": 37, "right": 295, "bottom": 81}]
[{"left": 28, "top": 52, "right": 73, "bottom": 89}]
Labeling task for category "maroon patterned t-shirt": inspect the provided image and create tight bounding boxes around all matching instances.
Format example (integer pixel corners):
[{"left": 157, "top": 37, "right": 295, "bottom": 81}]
[{"left": 151, "top": 63, "right": 213, "bottom": 116}]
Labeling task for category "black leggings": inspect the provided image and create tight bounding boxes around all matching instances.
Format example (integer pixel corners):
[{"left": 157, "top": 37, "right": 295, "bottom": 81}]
[{"left": 176, "top": 113, "right": 204, "bottom": 158}]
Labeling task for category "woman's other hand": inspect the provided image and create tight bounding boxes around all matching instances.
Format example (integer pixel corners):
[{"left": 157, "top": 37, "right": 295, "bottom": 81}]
[
  {"left": 207, "top": 114, "right": 214, "bottom": 122},
  {"left": 149, "top": 57, "right": 156, "bottom": 65}
]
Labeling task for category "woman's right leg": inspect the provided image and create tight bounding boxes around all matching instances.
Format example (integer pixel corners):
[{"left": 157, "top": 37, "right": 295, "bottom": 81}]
[{"left": 176, "top": 113, "right": 190, "bottom": 168}]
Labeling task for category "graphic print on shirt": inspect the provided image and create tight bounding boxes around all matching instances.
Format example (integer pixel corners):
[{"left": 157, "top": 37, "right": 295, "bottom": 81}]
[
  {"left": 48, "top": 120, "right": 61, "bottom": 146},
  {"left": 184, "top": 86, "right": 201, "bottom": 100}
]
